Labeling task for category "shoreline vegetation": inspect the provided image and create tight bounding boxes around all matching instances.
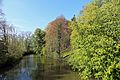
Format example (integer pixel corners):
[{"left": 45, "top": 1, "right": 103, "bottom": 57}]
[{"left": 0, "top": 0, "right": 120, "bottom": 79}]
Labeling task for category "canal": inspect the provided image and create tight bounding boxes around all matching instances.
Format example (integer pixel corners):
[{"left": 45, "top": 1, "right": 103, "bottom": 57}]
[{"left": 0, "top": 55, "right": 81, "bottom": 80}]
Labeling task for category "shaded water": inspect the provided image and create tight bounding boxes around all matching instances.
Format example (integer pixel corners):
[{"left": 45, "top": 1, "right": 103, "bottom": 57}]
[{"left": 0, "top": 55, "right": 81, "bottom": 80}]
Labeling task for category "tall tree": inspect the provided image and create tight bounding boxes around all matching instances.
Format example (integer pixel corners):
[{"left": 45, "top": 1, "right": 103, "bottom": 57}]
[
  {"left": 32, "top": 28, "right": 45, "bottom": 54},
  {"left": 45, "top": 16, "right": 71, "bottom": 55}
]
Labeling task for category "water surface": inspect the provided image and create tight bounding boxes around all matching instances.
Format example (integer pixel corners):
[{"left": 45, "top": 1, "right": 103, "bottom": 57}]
[{"left": 0, "top": 55, "right": 80, "bottom": 80}]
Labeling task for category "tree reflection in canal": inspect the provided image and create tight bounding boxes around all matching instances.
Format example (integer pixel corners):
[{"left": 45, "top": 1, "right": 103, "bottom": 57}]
[{"left": 0, "top": 55, "right": 80, "bottom": 80}]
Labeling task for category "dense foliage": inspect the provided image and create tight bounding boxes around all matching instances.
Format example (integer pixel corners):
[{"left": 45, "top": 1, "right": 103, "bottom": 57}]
[{"left": 64, "top": 0, "right": 120, "bottom": 79}]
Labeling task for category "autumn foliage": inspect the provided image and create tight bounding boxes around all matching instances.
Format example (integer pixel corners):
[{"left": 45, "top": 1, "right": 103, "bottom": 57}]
[{"left": 45, "top": 16, "right": 71, "bottom": 54}]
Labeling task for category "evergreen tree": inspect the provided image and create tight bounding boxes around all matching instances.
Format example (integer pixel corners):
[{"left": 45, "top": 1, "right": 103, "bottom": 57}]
[{"left": 32, "top": 28, "right": 45, "bottom": 54}]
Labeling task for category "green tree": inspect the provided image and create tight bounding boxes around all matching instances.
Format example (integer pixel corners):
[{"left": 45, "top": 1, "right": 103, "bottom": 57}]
[
  {"left": 32, "top": 28, "right": 45, "bottom": 54},
  {"left": 65, "top": 0, "right": 120, "bottom": 79}
]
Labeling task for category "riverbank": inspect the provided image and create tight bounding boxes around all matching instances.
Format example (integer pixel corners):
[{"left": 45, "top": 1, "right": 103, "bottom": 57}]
[
  {"left": 0, "top": 56, "right": 22, "bottom": 72},
  {"left": 0, "top": 51, "right": 35, "bottom": 72}
]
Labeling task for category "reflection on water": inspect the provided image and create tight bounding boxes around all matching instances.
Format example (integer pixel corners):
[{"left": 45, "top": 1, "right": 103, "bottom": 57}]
[{"left": 0, "top": 55, "right": 80, "bottom": 80}]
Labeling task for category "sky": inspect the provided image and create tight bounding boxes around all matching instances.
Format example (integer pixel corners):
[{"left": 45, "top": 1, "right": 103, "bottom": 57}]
[{"left": 2, "top": 0, "right": 91, "bottom": 32}]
